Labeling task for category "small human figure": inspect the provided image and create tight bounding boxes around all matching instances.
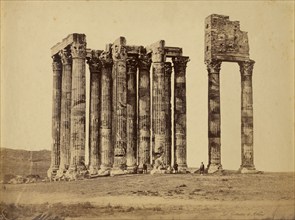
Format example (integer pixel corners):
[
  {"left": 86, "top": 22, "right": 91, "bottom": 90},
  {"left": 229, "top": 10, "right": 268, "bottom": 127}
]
[
  {"left": 142, "top": 163, "right": 147, "bottom": 174},
  {"left": 200, "top": 162, "right": 205, "bottom": 175},
  {"left": 173, "top": 163, "right": 178, "bottom": 174}
]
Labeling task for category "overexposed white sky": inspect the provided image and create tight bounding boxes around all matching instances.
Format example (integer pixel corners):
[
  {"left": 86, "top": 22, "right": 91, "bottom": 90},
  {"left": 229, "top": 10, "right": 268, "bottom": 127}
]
[{"left": 1, "top": 1, "right": 294, "bottom": 171}]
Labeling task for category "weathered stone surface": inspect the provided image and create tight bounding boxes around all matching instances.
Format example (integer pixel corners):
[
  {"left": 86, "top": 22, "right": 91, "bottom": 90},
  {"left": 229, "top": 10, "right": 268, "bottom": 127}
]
[
  {"left": 87, "top": 50, "right": 102, "bottom": 175},
  {"left": 138, "top": 51, "right": 152, "bottom": 172},
  {"left": 239, "top": 60, "right": 256, "bottom": 172},
  {"left": 164, "top": 62, "right": 172, "bottom": 168},
  {"left": 99, "top": 49, "right": 113, "bottom": 171},
  {"left": 206, "top": 60, "right": 222, "bottom": 173},
  {"left": 111, "top": 37, "right": 128, "bottom": 173},
  {"left": 57, "top": 47, "right": 72, "bottom": 176},
  {"left": 126, "top": 56, "right": 138, "bottom": 173},
  {"left": 68, "top": 34, "right": 87, "bottom": 172},
  {"left": 173, "top": 56, "right": 189, "bottom": 173},
  {"left": 49, "top": 54, "right": 62, "bottom": 176},
  {"left": 205, "top": 14, "right": 249, "bottom": 62}
]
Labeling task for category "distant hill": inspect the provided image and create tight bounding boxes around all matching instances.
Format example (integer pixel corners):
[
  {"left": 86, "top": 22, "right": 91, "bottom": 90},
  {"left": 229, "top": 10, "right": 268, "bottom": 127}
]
[{"left": 0, "top": 148, "right": 51, "bottom": 179}]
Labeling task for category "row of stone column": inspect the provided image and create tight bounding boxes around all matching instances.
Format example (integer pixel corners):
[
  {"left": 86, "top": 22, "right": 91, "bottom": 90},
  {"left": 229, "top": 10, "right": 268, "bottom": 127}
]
[{"left": 49, "top": 37, "right": 190, "bottom": 176}]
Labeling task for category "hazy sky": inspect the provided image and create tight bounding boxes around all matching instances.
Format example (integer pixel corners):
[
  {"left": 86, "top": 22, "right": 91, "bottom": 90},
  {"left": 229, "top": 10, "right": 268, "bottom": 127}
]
[{"left": 1, "top": 1, "right": 294, "bottom": 171}]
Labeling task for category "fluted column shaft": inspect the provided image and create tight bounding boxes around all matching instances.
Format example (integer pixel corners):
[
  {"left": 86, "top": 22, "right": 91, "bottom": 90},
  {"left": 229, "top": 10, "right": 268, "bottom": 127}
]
[
  {"left": 206, "top": 60, "right": 222, "bottom": 173},
  {"left": 239, "top": 60, "right": 255, "bottom": 170},
  {"left": 173, "top": 56, "right": 189, "bottom": 172},
  {"left": 50, "top": 54, "right": 62, "bottom": 173},
  {"left": 126, "top": 57, "right": 138, "bottom": 172},
  {"left": 100, "top": 51, "right": 113, "bottom": 170},
  {"left": 151, "top": 40, "right": 166, "bottom": 168},
  {"left": 87, "top": 51, "right": 102, "bottom": 174},
  {"left": 59, "top": 48, "right": 72, "bottom": 172},
  {"left": 138, "top": 55, "right": 152, "bottom": 171},
  {"left": 69, "top": 35, "right": 87, "bottom": 171},
  {"left": 164, "top": 62, "right": 172, "bottom": 167},
  {"left": 112, "top": 38, "right": 128, "bottom": 171}
]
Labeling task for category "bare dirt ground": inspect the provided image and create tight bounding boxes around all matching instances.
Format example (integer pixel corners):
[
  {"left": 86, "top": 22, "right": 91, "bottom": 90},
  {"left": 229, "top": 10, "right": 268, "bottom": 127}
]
[{"left": 0, "top": 172, "right": 294, "bottom": 220}]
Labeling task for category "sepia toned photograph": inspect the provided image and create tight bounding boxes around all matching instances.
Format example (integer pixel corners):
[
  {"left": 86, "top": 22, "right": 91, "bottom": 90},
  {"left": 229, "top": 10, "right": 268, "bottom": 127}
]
[{"left": 1, "top": 1, "right": 294, "bottom": 219}]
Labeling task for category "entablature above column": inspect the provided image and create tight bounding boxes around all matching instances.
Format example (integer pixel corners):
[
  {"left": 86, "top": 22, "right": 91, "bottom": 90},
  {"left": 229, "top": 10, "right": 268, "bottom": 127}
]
[{"left": 51, "top": 33, "right": 86, "bottom": 56}]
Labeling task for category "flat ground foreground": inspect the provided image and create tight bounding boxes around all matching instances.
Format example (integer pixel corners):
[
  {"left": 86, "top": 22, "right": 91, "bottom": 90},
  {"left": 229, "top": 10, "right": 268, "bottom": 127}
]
[{"left": 0, "top": 172, "right": 294, "bottom": 220}]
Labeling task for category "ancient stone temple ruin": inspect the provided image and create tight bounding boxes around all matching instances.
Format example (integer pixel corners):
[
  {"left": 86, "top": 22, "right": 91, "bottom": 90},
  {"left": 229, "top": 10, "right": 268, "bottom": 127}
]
[
  {"left": 48, "top": 34, "right": 189, "bottom": 177},
  {"left": 205, "top": 14, "right": 256, "bottom": 173}
]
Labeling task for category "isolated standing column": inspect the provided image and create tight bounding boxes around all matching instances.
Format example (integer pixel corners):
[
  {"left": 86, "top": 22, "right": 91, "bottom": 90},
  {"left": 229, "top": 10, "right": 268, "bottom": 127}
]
[
  {"left": 99, "top": 51, "right": 113, "bottom": 171},
  {"left": 87, "top": 50, "right": 102, "bottom": 174},
  {"left": 239, "top": 60, "right": 256, "bottom": 173},
  {"left": 49, "top": 54, "right": 62, "bottom": 175},
  {"left": 138, "top": 53, "right": 152, "bottom": 172},
  {"left": 111, "top": 37, "right": 128, "bottom": 174},
  {"left": 206, "top": 60, "right": 222, "bottom": 173},
  {"left": 69, "top": 34, "right": 87, "bottom": 171},
  {"left": 58, "top": 47, "right": 72, "bottom": 173},
  {"left": 126, "top": 57, "right": 138, "bottom": 173},
  {"left": 172, "top": 56, "right": 189, "bottom": 173}
]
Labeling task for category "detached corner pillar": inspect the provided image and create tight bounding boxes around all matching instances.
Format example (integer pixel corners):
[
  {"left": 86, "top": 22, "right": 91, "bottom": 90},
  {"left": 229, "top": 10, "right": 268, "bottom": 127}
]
[
  {"left": 172, "top": 56, "right": 189, "bottom": 173},
  {"left": 206, "top": 60, "right": 222, "bottom": 173},
  {"left": 87, "top": 50, "right": 102, "bottom": 175},
  {"left": 99, "top": 49, "right": 113, "bottom": 171},
  {"left": 58, "top": 47, "right": 72, "bottom": 175},
  {"left": 126, "top": 56, "right": 138, "bottom": 173},
  {"left": 164, "top": 62, "right": 172, "bottom": 168},
  {"left": 239, "top": 60, "right": 256, "bottom": 173},
  {"left": 49, "top": 53, "right": 62, "bottom": 176},
  {"left": 111, "top": 37, "right": 128, "bottom": 175},
  {"left": 138, "top": 51, "right": 152, "bottom": 172},
  {"left": 150, "top": 40, "right": 167, "bottom": 170},
  {"left": 68, "top": 34, "right": 87, "bottom": 172}
]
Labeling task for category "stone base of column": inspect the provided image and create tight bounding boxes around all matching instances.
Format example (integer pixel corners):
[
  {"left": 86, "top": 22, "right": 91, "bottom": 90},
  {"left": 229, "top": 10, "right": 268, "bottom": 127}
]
[
  {"left": 178, "top": 164, "right": 188, "bottom": 174},
  {"left": 239, "top": 166, "right": 257, "bottom": 174},
  {"left": 110, "top": 168, "right": 127, "bottom": 176},
  {"left": 126, "top": 165, "right": 138, "bottom": 174},
  {"left": 55, "top": 167, "right": 68, "bottom": 179},
  {"left": 47, "top": 166, "right": 59, "bottom": 178},
  {"left": 207, "top": 163, "right": 223, "bottom": 174},
  {"left": 88, "top": 165, "right": 100, "bottom": 175}
]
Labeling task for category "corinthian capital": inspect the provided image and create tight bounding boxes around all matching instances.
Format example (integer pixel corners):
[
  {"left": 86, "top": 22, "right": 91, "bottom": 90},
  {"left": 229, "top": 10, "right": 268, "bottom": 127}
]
[
  {"left": 52, "top": 54, "right": 62, "bottom": 71},
  {"left": 71, "top": 41, "right": 86, "bottom": 59},
  {"left": 86, "top": 50, "right": 102, "bottom": 73},
  {"left": 112, "top": 37, "right": 127, "bottom": 61},
  {"left": 239, "top": 60, "right": 255, "bottom": 76},
  {"left": 99, "top": 51, "right": 113, "bottom": 67},
  {"left": 172, "top": 56, "right": 190, "bottom": 72},
  {"left": 138, "top": 53, "right": 152, "bottom": 71},
  {"left": 59, "top": 47, "right": 72, "bottom": 65},
  {"left": 126, "top": 57, "right": 138, "bottom": 73},
  {"left": 205, "top": 60, "right": 222, "bottom": 74}
]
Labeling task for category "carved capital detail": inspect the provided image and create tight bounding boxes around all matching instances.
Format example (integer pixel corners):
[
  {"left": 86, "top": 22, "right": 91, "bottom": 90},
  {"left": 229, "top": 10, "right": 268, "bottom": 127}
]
[
  {"left": 138, "top": 53, "right": 152, "bottom": 70},
  {"left": 52, "top": 54, "right": 62, "bottom": 71},
  {"left": 112, "top": 44, "right": 127, "bottom": 61},
  {"left": 87, "top": 50, "right": 102, "bottom": 73},
  {"left": 126, "top": 57, "right": 138, "bottom": 73},
  {"left": 99, "top": 51, "right": 113, "bottom": 68},
  {"left": 172, "top": 56, "right": 190, "bottom": 72},
  {"left": 206, "top": 60, "right": 222, "bottom": 74},
  {"left": 59, "top": 48, "right": 72, "bottom": 65},
  {"left": 71, "top": 41, "right": 86, "bottom": 59},
  {"left": 239, "top": 60, "right": 255, "bottom": 76}
]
